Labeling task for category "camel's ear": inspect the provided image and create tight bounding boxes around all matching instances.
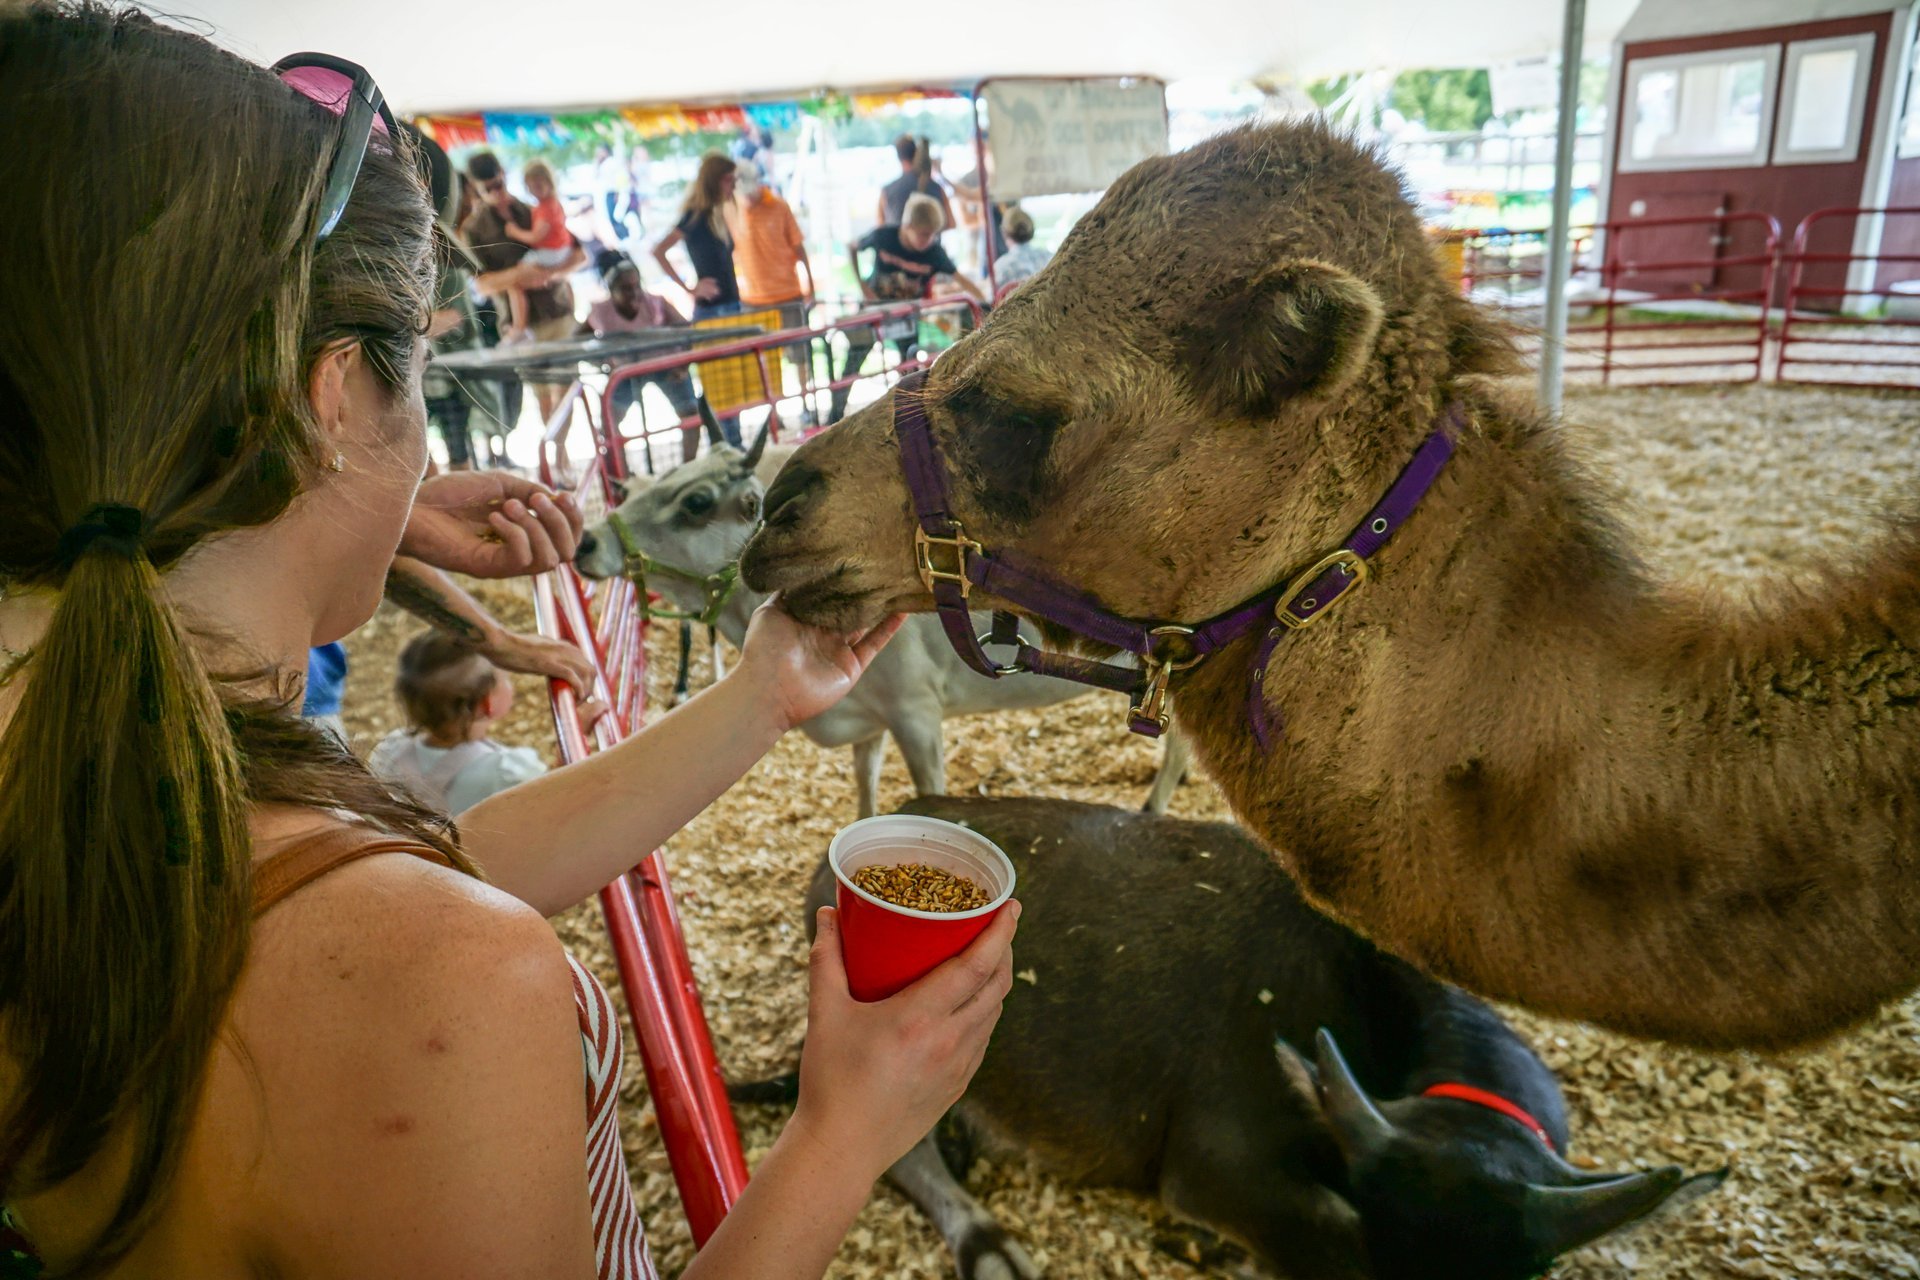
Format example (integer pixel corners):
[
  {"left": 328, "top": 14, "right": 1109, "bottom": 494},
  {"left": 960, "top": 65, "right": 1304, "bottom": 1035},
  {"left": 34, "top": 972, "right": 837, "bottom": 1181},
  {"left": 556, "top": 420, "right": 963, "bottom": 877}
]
[{"left": 1181, "top": 259, "right": 1384, "bottom": 420}]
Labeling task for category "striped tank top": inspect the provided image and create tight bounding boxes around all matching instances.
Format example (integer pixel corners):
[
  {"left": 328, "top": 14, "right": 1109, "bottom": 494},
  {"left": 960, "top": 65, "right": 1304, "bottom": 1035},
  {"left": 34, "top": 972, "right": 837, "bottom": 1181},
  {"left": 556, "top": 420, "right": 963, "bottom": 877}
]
[{"left": 257, "top": 828, "right": 657, "bottom": 1279}]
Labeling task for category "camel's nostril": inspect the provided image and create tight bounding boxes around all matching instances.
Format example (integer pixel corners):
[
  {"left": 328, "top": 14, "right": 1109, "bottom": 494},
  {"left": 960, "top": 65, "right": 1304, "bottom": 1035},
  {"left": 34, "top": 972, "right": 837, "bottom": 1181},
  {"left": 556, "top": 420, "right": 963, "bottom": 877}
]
[
  {"left": 575, "top": 532, "right": 599, "bottom": 563},
  {"left": 762, "top": 461, "right": 824, "bottom": 529}
]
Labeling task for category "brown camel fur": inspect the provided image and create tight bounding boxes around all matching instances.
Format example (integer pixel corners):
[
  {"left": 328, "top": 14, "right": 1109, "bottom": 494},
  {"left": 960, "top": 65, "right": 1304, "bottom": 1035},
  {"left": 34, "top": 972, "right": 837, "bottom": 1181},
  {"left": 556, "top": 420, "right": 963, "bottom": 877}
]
[{"left": 742, "top": 121, "right": 1920, "bottom": 1051}]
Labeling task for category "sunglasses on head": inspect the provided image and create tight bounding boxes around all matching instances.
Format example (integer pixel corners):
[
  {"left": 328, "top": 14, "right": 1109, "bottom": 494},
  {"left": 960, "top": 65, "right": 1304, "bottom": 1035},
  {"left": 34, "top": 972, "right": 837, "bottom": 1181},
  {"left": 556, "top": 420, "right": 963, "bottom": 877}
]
[{"left": 273, "top": 52, "right": 396, "bottom": 245}]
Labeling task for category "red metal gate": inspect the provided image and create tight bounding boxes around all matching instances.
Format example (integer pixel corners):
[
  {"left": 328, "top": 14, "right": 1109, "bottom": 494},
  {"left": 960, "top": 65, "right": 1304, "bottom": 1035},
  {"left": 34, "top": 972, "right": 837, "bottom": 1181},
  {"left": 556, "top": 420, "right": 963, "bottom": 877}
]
[{"left": 1779, "top": 207, "right": 1920, "bottom": 388}]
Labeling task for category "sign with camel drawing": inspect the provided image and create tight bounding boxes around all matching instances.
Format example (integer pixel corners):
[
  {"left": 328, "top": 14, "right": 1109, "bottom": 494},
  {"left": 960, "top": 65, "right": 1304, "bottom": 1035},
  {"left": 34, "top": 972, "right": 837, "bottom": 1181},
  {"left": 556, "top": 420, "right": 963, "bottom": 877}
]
[{"left": 982, "top": 78, "right": 1168, "bottom": 200}]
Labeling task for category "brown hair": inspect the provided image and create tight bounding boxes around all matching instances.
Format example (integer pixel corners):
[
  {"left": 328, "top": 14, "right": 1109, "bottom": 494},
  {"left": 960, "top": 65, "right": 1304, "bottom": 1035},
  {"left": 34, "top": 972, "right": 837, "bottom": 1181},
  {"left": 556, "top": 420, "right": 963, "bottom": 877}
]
[
  {"left": 396, "top": 632, "right": 500, "bottom": 740},
  {"left": 902, "top": 193, "right": 945, "bottom": 235},
  {"left": 523, "top": 159, "right": 556, "bottom": 199},
  {"left": 1003, "top": 207, "right": 1035, "bottom": 245},
  {"left": 0, "top": 5, "right": 477, "bottom": 1271},
  {"left": 681, "top": 151, "right": 736, "bottom": 241}
]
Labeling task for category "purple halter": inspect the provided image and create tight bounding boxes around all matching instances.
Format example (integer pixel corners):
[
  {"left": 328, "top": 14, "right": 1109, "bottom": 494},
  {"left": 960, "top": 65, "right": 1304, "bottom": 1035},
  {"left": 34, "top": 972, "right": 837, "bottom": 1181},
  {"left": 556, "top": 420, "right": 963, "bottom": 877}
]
[{"left": 892, "top": 367, "right": 1460, "bottom": 746}]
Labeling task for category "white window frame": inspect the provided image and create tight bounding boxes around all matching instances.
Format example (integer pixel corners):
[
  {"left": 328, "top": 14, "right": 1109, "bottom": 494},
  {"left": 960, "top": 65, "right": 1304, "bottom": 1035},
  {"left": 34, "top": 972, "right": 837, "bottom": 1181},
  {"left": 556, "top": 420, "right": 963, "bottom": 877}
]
[
  {"left": 1894, "top": 28, "right": 1920, "bottom": 159},
  {"left": 1618, "top": 44, "right": 1782, "bottom": 174},
  {"left": 1774, "top": 32, "right": 1878, "bottom": 165}
]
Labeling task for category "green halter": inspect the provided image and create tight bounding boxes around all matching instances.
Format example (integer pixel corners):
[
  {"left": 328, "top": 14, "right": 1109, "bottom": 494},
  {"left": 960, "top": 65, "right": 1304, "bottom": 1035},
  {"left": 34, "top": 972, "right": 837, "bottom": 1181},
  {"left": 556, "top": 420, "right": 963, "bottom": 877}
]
[{"left": 606, "top": 509, "right": 741, "bottom": 628}]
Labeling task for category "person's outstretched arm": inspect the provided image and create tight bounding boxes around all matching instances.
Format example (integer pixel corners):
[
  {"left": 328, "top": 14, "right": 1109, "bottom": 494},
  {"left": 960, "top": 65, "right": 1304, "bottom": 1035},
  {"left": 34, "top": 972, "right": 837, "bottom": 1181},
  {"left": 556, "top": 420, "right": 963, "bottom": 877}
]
[
  {"left": 384, "top": 557, "right": 594, "bottom": 695},
  {"left": 458, "top": 601, "right": 904, "bottom": 915}
]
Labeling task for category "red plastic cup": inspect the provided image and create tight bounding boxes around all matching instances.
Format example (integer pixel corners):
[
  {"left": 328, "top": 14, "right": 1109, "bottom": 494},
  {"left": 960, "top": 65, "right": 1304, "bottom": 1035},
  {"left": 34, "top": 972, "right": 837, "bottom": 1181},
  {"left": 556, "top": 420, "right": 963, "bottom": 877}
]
[{"left": 828, "top": 814, "right": 1017, "bottom": 1002}]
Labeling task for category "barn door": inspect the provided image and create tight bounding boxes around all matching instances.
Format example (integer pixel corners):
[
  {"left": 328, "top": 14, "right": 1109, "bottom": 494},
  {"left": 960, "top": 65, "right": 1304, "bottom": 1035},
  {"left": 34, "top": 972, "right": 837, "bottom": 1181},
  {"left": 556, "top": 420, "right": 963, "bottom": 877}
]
[{"left": 1609, "top": 191, "right": 1728, "bottom": 293}]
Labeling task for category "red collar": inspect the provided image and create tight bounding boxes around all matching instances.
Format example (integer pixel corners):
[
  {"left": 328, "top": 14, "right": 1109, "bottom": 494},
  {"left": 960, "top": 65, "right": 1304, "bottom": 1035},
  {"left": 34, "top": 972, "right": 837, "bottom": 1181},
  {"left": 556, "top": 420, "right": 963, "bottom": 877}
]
[{"left": 1422, "top": 1083, "right": 1558, "bottom": 1153}]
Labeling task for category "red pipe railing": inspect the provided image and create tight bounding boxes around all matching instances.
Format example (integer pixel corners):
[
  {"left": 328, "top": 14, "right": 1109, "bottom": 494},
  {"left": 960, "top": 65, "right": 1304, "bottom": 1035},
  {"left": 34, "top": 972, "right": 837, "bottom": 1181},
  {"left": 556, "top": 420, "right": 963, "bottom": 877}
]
[
  {"left": 1779, "top": 207, "right": 1920, "bottom": 387},
  {"left": 597, "top": 296, "right": 982, "bottom": 479},
  {"left": 528, "top": 389, "right": 750, "bottom": 1247}
]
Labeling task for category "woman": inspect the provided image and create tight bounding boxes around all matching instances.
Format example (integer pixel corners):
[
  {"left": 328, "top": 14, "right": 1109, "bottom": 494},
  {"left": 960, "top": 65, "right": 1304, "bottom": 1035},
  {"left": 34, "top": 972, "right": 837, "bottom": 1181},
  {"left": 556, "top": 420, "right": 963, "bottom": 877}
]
[
  {"left": 0, "top": 9, "right": 1016, "bottom": 1278},
  {"left": 652, "top": 151, "right": 741, "bottom": 322}
]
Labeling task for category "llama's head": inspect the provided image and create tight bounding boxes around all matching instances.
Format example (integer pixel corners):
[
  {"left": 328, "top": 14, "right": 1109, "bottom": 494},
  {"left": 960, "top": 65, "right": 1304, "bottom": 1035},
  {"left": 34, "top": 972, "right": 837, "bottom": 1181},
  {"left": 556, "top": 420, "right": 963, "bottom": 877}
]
[
  {"left": 574, "top": 425, "right": 777, "bottom": 606},
  {"left": 742, "top": 120, "right": 1515, "bottom": 631},
  {"left": 1285, "top": 1030, "right": 1721, "bottom": 1280}
]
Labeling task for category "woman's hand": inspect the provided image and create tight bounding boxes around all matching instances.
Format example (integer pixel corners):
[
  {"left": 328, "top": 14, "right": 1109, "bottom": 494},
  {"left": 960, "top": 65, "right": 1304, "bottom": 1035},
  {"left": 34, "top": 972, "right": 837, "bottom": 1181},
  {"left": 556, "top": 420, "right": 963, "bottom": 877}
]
[
  {"left": 735, "top": 598, "right": 904, "bottom": 731},
  {"left": 402, "top": 472, "right": 584, "bottom": 578},
  {"left": 692, "top": 276, "right": 721, "bottom": 302},
  {"left": 476, "top": 628, "right": 595, "bottom": 697},
  {"left": 790, "top": 904, "right": 1018, "bottom": 1183}
]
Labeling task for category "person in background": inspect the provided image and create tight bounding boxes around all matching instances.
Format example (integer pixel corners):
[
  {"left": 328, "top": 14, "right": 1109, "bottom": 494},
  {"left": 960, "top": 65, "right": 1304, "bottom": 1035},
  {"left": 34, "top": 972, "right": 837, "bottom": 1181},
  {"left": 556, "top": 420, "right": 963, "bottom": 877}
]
[
  {"left": 729, "top": 158, "right": 816, "bottom": 408},
  {"left": 831, "top": 193, "right": 985, "bottom": 421},
  {"left": 497, "top": 160, "right": 576, "bottom": 343},
  {"left": 578, "top": 253, "right": 706, "bottom": 464},
  {"left": 948, "top": 159, "right": 1006, "bottom": 276},
  {"left": 410, "top": 128, "right": 502, "bottom": 471},
  {"left": 370, "top": 632, "right": 549, "bottom": 815},
  {"left": 460, "top": 149, "right": 585, "bottom": 423},
  {"left": 652, "top": 151, "right": 740, "bottom": 322},
  {"left": 594, "top": 143, "right": 631, "bottom": 242},
  {"left": 878, "top": 134, "right": 954, "bottom": 230},
  {"left": 993, "top": 206, "right": 1052, "bottom": 290},
  {"left": 653, "top": 151, "right": 743, "bottom": 446}
]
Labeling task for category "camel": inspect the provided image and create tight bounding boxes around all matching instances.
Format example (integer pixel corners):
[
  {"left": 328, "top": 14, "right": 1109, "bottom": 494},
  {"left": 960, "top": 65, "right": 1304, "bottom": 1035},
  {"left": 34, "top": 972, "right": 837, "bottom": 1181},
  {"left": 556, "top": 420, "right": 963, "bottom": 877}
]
[{"left": 740, "top": 120, "right": 1920, "bottom": 1052}]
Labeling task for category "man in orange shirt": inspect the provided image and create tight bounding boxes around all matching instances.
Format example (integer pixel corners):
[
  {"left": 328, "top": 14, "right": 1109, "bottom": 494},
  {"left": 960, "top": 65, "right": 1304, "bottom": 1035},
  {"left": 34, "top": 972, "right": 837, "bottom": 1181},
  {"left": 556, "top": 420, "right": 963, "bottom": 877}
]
[{"left": 729, "top": 159, "right": 817, "bottom": 405}]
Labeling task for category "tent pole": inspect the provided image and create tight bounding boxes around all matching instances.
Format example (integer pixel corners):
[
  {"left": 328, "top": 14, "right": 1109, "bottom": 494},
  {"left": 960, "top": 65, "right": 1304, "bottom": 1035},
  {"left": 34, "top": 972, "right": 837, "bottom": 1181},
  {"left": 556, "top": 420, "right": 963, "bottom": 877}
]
[{"left": 1538, "top": 0, "right": 1586, "bottom": 414}]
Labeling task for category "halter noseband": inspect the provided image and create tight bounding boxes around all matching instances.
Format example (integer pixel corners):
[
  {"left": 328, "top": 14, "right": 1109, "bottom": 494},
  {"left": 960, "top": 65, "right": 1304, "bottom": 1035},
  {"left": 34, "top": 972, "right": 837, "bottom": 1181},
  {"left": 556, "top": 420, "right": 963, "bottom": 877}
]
[
  {"left": 606, "top": 509, "right": 742, "bottom": 629},
  {"left": 891, "top": 368, "right": 1460, "bottom": 745}
]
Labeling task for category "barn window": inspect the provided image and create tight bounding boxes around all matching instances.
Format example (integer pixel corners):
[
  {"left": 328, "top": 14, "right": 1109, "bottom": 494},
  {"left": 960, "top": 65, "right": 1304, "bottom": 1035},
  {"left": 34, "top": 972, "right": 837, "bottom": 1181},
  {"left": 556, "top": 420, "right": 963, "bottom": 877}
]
[
  {"left": 1775, "top": 33, "right": 1877, "bottom": 164},
  {"left": 1619, "top": 45, "right": 1780, "bottom": 172}
]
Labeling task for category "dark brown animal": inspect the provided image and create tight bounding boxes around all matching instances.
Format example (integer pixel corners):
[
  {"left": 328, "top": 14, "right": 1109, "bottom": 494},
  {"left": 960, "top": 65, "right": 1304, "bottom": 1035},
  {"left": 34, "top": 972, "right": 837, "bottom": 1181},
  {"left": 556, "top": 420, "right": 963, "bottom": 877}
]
[
  {"left": 739, "top": 120, "right": 1920, "bottom": 1050},
  {"left": 741, "top": 797, "right": 1718, "bottom": 1279}
]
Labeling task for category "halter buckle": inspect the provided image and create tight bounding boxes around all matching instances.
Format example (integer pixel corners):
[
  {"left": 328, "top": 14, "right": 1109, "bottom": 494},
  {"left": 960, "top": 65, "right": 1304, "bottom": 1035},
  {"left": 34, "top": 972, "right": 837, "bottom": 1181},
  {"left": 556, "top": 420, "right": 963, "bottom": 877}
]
[
  {"left": 1130, "top": 625, "right": 1204, "bottom": 733},
  {"left": 1276, "top": 549, "right": 1368, "bottom": 630},
  {"left": 914, "top": 524, "right": 983, "bottom": 597}
]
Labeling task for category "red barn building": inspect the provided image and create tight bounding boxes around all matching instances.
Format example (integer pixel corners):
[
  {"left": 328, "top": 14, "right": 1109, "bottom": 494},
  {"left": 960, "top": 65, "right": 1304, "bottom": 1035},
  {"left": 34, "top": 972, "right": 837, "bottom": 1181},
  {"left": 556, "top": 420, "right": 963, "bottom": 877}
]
[{"left": 1599, "top": 0, "right": 1920, "bottom": 310}]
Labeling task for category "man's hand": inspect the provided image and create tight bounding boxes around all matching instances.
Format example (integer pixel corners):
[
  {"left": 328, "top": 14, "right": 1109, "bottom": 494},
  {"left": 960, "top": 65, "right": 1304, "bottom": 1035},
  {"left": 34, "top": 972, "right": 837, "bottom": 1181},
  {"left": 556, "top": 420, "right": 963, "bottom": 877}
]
[
  {"left": 477, "top": 628, "right": 597, "bottom": 698},
  {"left": 402, "top": 472, "right": 584, "bottom": 578}
]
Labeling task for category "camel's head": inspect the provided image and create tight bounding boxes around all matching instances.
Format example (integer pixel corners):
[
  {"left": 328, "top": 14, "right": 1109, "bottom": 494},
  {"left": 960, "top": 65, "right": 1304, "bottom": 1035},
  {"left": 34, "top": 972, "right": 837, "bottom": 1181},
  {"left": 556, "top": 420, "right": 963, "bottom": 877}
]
[
  {"left": 1284, "top": 1030, "right": 1722, "bottom": 1280},
  {"left": 574, "top": 424, "right": 780, "bottom": 603},
  {"left": 742, "top": 120, "right": 1514, "bottom": 631}
]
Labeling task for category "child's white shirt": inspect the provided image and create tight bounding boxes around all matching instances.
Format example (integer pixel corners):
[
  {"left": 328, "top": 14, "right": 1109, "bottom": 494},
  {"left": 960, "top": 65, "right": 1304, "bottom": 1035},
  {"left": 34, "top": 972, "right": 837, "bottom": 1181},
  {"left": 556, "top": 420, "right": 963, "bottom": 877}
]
[{"left": 368, "top": 730, "right": 549, "bottom": 815}]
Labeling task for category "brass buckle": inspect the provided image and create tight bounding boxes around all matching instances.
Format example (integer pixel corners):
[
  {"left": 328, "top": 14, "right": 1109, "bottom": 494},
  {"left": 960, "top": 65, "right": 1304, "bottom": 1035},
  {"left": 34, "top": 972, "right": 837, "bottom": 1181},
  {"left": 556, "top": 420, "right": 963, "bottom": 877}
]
[
  {"left": 1130, "top": 625, "right": 1206, "bottom": 732},
  {"left": 914, "top": 524, "right": 983, "bottom": 597},
  {"left": 1275, "top": 549, "right": 1368, "bottom": 631}
]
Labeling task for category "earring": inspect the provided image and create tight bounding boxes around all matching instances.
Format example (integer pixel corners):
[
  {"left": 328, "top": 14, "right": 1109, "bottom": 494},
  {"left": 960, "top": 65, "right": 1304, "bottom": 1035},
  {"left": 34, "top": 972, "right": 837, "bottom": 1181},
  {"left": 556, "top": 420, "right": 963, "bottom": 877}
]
[{"left": 328, "top": 452, "right": 346, "bottom": 473}]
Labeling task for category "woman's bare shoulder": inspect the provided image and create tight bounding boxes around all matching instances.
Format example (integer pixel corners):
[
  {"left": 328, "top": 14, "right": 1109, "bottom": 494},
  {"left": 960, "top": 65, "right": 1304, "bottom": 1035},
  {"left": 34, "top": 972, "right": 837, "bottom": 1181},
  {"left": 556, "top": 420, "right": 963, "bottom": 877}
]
[{"left": 224, "top": 820, "right": 596, "bottom": 1275}]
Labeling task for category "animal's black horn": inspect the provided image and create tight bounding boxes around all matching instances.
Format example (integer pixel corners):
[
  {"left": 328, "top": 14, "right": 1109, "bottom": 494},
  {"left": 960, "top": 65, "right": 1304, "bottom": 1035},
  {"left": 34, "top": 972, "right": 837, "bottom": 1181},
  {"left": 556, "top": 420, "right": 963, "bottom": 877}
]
[
  {"left": 1521, "top": 1166, "right": 1715, "bottom": 1257},
  {"left": 741, "top": 419, "right": 772, "bottom": 471},
  {"left": 1312, "top": 1028, "right": 1394, "bottom": 1166},
  {"left": 698, "top": 396, "right": 725, "bottom": 445}
]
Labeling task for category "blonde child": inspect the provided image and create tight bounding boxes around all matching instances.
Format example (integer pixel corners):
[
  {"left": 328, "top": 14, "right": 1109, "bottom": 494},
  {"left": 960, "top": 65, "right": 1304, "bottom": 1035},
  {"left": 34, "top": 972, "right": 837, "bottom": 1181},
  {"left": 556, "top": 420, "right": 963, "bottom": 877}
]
[
  {"left": 500, "top": 160, "right": 576, "bottom": 342},
  {"left": 369, "top": 632, "right": 549, "bottom": 815}
]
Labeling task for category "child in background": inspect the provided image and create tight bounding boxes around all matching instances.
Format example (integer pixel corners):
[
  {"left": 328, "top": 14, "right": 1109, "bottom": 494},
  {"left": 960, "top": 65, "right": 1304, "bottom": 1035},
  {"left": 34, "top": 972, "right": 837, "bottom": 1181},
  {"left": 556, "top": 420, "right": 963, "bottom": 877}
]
[
  {"left": 994, "top": 207, "right": 1053, "bottom": 289},
  {"left": 500, "top": 160, "right": 577, "bottom": 342},
  {"left": 369, "top": 632, "right": 550, "bottom": 815}
]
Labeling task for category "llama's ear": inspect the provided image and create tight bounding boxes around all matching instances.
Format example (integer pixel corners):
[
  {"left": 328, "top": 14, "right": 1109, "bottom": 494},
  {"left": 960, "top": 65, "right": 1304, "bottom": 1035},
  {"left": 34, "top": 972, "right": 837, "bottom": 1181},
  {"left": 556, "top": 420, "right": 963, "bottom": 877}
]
[{"left": 1180, "top": 259, "right": 1384, "bottom": 420}]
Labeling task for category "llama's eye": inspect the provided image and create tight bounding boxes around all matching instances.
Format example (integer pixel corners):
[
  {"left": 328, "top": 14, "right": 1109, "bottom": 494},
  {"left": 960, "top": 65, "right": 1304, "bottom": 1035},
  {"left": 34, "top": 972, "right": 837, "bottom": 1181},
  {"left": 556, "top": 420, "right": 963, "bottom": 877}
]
[{"left": 682, "top": 490, "right": 715, "bottom": 518}]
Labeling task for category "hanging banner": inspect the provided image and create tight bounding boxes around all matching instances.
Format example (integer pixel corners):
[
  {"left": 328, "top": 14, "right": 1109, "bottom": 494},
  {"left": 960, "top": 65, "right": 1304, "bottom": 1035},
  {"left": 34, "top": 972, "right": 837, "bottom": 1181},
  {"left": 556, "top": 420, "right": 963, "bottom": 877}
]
[
  {"left": 983, "top": 78, "right": 1168, "bottom": 199},
  {"left": 415, "top": 114, "right": 488, "bottom": 150},
  {"left": 484, "top": 112, "right": 570, "bottom": 147}
]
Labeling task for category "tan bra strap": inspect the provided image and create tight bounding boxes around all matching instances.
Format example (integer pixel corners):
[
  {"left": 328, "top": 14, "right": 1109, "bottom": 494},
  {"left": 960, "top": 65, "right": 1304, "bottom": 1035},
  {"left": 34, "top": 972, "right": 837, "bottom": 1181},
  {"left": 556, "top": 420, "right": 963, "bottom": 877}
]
[{"left": 252, "top": 825, "right": 457, "bottom": 917}]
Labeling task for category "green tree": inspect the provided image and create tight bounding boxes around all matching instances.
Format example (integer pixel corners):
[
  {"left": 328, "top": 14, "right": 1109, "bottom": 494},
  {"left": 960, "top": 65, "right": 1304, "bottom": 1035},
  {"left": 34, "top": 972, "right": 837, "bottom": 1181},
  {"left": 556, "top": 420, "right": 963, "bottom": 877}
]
[{"left": 1388, "top": 68, "right": 1493, "bottom": 132}]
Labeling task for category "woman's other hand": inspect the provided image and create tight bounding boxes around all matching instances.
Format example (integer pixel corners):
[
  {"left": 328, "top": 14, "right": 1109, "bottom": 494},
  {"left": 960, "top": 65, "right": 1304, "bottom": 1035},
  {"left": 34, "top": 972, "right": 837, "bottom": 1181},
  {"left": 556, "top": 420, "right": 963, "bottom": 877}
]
[
  {"left": 791, "top": 903, "right": 1018, "bottom": 1182},
  {"left": 403, "top": 472, "right": 584, "bottom": 577},
  {"left": 736, "top": 598, "right": 903, "bottom": 731},
  {"left": 692, "top": 277, "right": 721, "bottom": 302}
]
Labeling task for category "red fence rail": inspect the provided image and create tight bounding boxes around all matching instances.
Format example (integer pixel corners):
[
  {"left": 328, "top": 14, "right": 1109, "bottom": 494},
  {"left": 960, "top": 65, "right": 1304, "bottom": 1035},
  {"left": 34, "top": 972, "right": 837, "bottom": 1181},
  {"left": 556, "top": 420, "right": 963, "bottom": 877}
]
[
  {"left": 1779, "top": 206, "right": 1920, "bottom": 388},
  {"left": 597, "top": 296, "right": 982, "bottom": 480},
  {"left": 1454, "top": 213, "right": 1780, "bottom": 386},
  {"left": 530, "top": 395, "right": 750, "bottom": 1246}
]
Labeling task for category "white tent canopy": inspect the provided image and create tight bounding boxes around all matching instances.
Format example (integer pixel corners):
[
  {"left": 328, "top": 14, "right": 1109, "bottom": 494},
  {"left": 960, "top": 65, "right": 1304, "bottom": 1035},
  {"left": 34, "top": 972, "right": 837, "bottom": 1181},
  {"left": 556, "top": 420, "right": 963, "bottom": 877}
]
[{"left": 163, "top": 0, "right": 1637, "bottom": 114}]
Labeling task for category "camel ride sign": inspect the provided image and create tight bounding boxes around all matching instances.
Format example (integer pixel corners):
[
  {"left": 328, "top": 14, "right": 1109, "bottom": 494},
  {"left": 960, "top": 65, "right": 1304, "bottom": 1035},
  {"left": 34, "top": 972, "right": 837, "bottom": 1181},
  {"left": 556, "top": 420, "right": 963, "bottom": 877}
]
[{"left": 981, "top": 77, "right": 1168, "bottom": 200}]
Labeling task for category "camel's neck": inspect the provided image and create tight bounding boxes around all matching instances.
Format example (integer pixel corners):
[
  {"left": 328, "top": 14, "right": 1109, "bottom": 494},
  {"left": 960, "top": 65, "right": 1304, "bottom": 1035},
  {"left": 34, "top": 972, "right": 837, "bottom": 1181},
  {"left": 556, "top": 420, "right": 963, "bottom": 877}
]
[{"left": 1177, "top": 394, "right": 1920, "bottom": 1049}]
